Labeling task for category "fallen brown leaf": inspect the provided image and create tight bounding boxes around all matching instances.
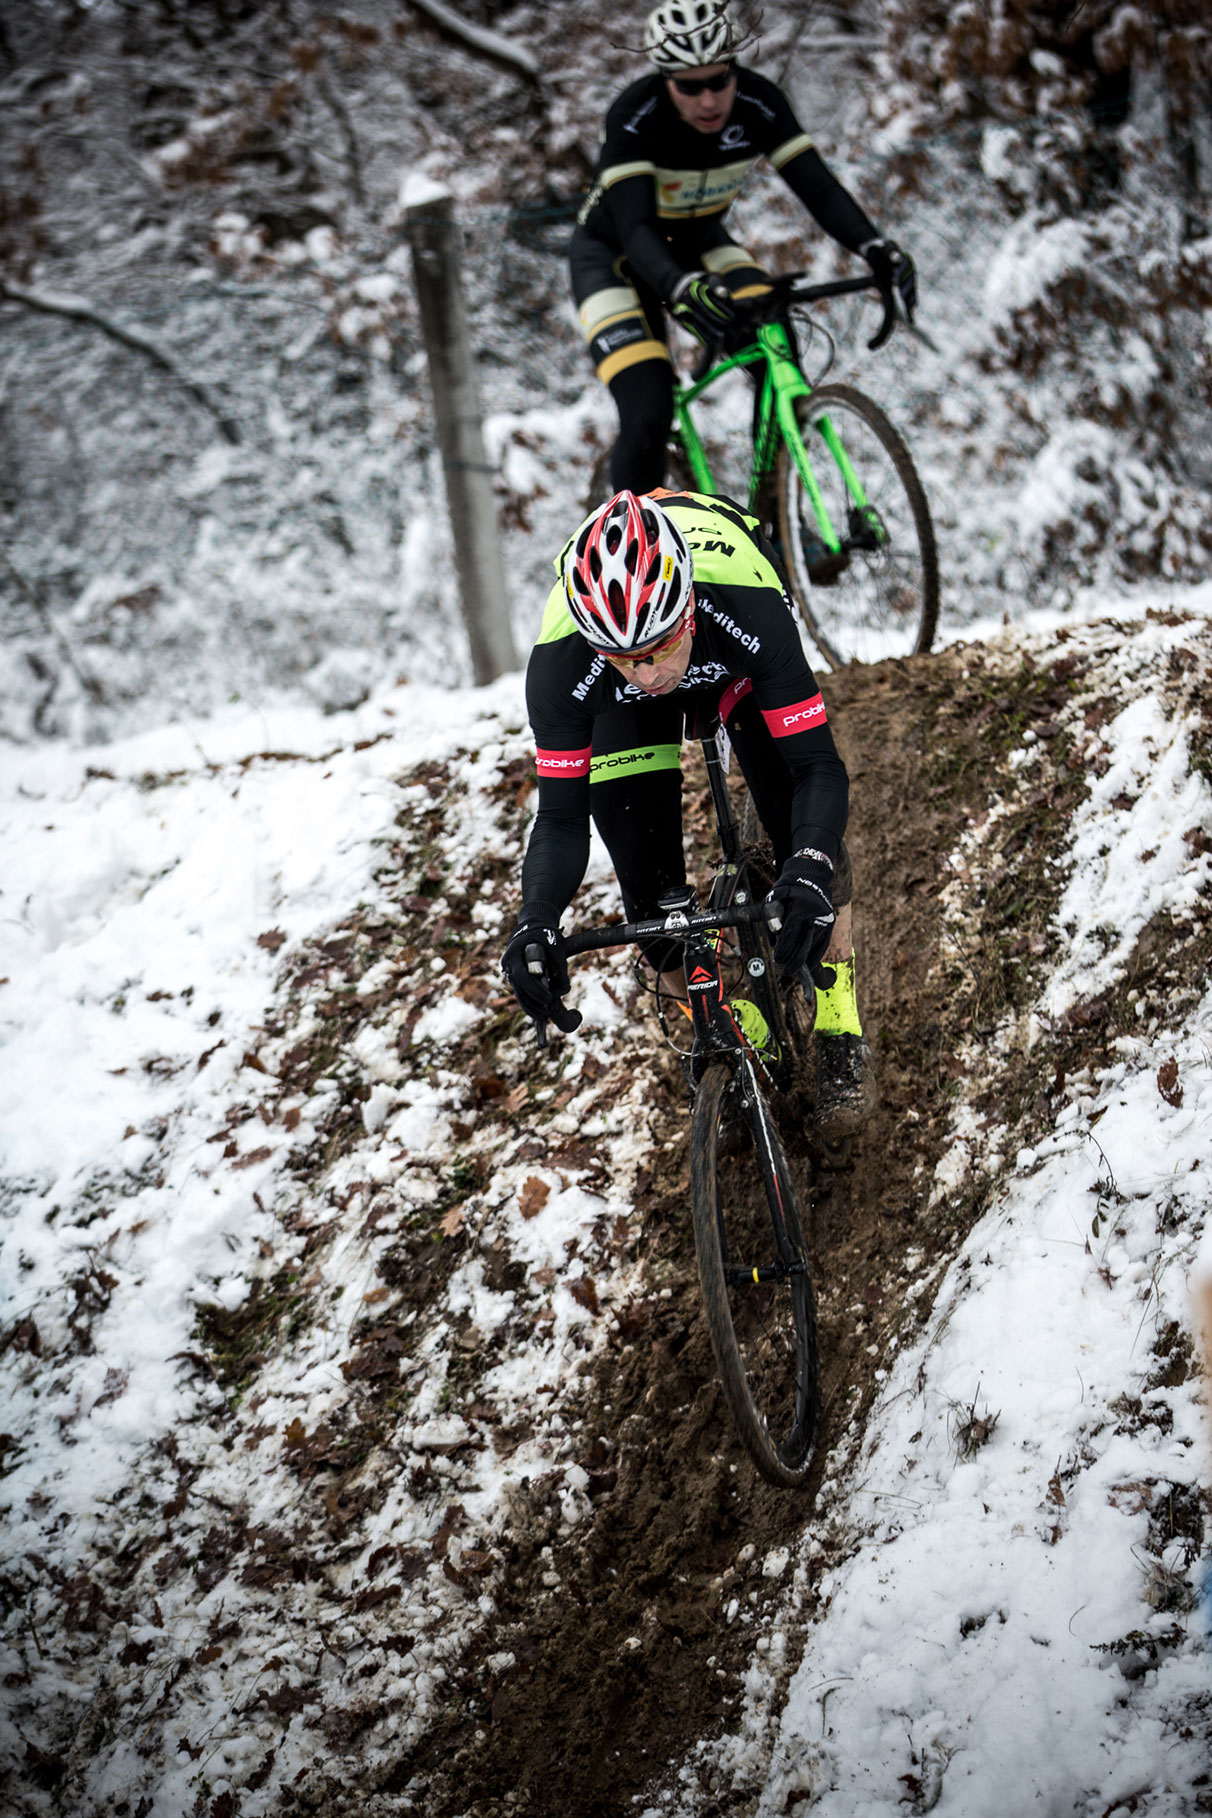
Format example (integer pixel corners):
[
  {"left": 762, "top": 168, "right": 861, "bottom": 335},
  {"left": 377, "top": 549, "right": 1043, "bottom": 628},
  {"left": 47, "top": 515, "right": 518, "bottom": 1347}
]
[{"left": 519, "top": 1176, "right": 550, "bottom": 1220}]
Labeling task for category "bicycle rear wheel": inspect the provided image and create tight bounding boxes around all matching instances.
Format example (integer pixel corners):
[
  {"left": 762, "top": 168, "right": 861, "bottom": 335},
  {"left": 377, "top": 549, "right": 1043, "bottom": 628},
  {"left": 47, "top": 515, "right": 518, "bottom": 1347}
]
[
  {"left": 690, "top": 1059, "right": 820, "bottom": 1487},
  {"left": 776, "top": 383, "right": 939, "bottom": 670}
]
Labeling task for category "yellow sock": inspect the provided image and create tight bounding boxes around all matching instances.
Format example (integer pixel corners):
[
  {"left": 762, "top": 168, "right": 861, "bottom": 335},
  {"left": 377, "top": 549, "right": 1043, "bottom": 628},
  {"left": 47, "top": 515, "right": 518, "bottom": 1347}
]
[{"left": 814, "top": 952, "right": 863, "bottom": 1037}]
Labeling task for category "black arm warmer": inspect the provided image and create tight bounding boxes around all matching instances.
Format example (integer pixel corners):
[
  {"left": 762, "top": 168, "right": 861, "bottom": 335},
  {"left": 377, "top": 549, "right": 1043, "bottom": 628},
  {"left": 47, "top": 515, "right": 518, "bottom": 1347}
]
[{"left": 778, "top": 146, "right": 879, "bottom": 254}]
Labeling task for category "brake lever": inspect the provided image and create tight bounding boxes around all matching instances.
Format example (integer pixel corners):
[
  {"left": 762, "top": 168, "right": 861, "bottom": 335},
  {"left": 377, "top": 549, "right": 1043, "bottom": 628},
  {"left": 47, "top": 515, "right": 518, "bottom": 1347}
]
[
  {"left": 866, "top": 286, "right": 897, "bottom": 352},
  {"left": 523, "top": 940, "right": 581, "bottom": 1044},
  {"left": 868, "top": 288, "right": 941, "bottom": 356}
]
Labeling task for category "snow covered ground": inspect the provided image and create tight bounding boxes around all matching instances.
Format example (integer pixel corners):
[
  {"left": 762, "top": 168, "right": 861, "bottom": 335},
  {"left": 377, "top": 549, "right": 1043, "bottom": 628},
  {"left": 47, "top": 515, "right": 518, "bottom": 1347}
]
[
  {"left": 2, "top": 6, "right": 1211, "bottom": 1806},
  {"left": 2, "top": 583, "right": 1209, "bottom": 1814}
]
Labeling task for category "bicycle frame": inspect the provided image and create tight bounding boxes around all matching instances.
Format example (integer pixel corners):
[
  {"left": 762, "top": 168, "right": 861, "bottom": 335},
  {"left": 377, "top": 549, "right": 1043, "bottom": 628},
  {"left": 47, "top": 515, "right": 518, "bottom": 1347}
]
[
  {"left": 670, "top": 275, "right": 886, "bottom": 561},
  {"left": 552, "top": 891, "right": 779, "bottom": 1090}
]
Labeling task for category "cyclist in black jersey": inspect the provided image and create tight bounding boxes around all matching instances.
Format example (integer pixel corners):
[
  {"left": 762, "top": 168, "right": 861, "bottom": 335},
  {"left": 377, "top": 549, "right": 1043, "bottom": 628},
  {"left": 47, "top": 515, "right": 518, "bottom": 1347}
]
[
  {"left": 572, "top": 0, "right": 917, "bottom": 497},
  {"left": 501, "top": 486, "right": 876, "bottom": 1139}
]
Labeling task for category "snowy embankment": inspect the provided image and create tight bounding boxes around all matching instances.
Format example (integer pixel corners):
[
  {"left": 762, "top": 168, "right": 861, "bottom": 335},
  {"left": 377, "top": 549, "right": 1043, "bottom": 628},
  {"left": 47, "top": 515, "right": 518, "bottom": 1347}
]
[
  {"left": 1, "top": 594, "right": 1211, "bottom": 1816},
  {"left": 0, "top": 672, "right": 664, "bottom": 1813},
  {"left": 717, "top": 603, "right": 1212, "bottom": 1815}
]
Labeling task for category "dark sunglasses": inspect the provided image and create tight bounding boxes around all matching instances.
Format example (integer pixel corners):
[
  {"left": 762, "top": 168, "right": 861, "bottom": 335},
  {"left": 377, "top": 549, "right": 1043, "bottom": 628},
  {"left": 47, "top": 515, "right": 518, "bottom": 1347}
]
[{"left": 670, "top": 66, "right": 735, "bottom": 97}]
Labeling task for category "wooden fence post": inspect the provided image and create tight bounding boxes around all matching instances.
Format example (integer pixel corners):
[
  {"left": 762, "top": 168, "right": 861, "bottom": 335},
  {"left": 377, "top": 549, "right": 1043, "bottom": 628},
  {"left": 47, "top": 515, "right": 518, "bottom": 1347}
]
[{"left": 404, "top": 185, "right": 518, "bottom": 683}]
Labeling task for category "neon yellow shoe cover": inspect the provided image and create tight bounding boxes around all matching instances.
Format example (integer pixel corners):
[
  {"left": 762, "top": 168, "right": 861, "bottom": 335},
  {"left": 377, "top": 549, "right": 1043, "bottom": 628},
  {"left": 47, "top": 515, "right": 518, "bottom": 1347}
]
[{"left": 814, "top": 953, "right": 863, "bottom": 1037}]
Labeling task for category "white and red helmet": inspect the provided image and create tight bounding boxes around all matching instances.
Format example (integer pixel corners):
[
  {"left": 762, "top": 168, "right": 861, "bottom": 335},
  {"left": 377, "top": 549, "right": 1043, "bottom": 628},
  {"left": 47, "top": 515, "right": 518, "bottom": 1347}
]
[{"left": 563, "top": 491, "right": 693, "bottom": 652}]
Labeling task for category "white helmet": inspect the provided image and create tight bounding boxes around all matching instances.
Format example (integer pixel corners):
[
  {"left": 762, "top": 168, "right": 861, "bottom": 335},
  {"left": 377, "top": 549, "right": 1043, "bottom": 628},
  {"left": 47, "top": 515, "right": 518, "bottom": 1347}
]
[{"left": 644, "top": 1, "right": 736, "bottom": 73}]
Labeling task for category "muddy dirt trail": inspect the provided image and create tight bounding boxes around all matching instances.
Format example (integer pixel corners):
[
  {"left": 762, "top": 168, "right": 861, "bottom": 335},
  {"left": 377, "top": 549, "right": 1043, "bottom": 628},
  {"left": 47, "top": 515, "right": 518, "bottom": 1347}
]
[{"left": 380, "top": 643, "right": 1024, "bottom": 1818}]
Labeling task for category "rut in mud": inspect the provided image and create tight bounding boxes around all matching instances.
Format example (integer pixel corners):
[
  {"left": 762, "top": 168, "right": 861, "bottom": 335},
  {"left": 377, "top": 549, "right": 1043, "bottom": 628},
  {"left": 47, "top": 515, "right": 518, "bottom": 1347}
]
[{"left": 380, "top": 639, "right": 1068, "bottom": 1818}]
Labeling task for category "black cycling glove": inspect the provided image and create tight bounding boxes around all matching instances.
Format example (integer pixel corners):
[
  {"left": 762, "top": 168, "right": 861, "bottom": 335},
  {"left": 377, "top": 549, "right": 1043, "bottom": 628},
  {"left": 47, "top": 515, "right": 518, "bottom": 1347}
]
[
  {"left": 501, "top": 902, "right": 581, "bottom": 1032},
  {"left": 768, "top": 847, "right": 836, "bottom": 977},
  {"left": 670, "top": 270, "right": 735, "bottom": 342},
  {"left": 861, "top": 237, "right": 917, "bottom": 320}
]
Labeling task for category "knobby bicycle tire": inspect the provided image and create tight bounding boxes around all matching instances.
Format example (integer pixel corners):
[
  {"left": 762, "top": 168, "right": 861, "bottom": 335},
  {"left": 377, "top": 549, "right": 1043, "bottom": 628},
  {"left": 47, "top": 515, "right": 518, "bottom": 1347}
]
[
  {"left": 776, "top": 384, "right": 939, "bottom": 670},
  {"left": 690, "top": 1060, "right": 820, "bottom": 1487}
]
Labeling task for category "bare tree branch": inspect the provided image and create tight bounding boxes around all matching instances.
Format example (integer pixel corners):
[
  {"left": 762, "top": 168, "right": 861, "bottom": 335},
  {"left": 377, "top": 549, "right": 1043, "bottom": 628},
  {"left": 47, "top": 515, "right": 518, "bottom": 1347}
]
[
  {"left": 0, "top": 278, "right": 242, "bottom": 444},
  {"left": 402, "top": 0, "right": 543, "bottom": 86},
  {"left": 316, "top": 68, "right": 367, "bottom": 209}
]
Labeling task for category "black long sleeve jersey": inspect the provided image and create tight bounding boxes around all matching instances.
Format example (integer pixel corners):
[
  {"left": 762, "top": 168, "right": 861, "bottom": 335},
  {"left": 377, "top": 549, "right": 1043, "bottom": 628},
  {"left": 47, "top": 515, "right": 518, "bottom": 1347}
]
[
  {"left": 576, "top": 67, "right": 878, "bottom": 301},
  {"left": 521, "top": 493, "right": 849, "bottom": 915}
]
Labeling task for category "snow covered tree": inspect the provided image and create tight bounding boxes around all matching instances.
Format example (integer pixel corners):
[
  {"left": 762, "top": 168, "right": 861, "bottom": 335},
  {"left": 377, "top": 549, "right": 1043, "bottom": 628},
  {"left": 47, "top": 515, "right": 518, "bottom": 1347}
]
[{"left": 873, "top": 1, "right": 1209, "bottom": 232}]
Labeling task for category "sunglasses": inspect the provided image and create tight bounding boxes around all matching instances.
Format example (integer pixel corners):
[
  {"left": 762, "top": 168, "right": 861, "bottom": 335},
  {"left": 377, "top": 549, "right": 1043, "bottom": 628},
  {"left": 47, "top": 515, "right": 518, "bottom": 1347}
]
[
  {"left": 597, "top": 613, "right": 694, "bottom": 667},
  {"left": 670, "top": 67, "right": 735, "bottom": 96}
]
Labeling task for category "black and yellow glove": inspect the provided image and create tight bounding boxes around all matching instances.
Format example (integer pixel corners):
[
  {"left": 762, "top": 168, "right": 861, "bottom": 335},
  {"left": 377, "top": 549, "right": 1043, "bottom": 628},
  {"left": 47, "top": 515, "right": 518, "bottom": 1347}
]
[{"left": 670, "top": 270, "right": 736, "bottom": 342}]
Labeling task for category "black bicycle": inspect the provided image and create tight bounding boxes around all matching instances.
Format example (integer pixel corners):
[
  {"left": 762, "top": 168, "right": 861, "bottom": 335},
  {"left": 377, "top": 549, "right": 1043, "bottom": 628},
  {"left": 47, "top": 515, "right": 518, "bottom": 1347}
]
[{"left": 528, "top": 720, "right": 821, "bottom": 1489}]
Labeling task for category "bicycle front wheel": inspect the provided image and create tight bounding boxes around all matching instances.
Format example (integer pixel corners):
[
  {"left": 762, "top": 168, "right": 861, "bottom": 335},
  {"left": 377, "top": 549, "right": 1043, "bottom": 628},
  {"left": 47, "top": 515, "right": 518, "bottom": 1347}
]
[
  {"left": 776, "top": 384, "right": 939, "bottom": 669},
  {"left": 690, "top": 1060, "right": 820, "bottom": 1487}
]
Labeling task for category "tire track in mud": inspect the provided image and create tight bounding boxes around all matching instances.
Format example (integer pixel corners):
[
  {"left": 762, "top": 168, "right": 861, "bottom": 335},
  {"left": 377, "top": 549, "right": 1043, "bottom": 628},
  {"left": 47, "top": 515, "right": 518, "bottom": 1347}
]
[{"left": 387, "top": 646, "right": 1015, "bottom": 1817}]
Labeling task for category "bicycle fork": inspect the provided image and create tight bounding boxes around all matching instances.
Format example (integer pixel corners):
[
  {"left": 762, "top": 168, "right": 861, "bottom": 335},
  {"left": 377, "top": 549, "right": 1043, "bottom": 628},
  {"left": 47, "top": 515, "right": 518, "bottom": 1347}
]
[{"left": 721, "top": 1055, "right": 810, "bottom": 1292}]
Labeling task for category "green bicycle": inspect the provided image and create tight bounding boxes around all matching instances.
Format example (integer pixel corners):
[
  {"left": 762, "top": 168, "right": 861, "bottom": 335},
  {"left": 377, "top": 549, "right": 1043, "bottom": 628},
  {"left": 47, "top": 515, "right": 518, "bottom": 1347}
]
[
  {"left": 676, "top": 273, "right": 938, "bottom": 670},
  {"left": 592, "top": 273, "right": 939, "bottom": 671}
]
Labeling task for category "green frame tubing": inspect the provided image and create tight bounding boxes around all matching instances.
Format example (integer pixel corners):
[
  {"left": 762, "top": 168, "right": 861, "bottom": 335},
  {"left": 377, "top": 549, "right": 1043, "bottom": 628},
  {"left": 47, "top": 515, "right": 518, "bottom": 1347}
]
[{"left": 671, "top": 320, "right": 880, "bottom": 559}]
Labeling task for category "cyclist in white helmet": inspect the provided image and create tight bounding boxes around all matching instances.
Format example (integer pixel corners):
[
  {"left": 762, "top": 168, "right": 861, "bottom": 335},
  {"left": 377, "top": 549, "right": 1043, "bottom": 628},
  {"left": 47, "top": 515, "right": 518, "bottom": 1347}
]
[
  {"left": 571, "top": 1, "right": 917, "bottom": 498},
  {"left": 502, "top": 486, "right": 876, "bottom": 1140}
]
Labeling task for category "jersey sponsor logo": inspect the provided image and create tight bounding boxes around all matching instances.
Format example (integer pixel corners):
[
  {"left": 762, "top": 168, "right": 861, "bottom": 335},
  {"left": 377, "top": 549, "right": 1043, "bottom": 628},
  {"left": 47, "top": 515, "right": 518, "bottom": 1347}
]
[
  {"left": 536, "top": 745, "right": 592, "bottom": 776},
  {"left": 623, "top": 97, "right": 658, "bottom": 134},
  {"left": 683, "top": 660, "right": 731, "bottom": 686},
  {"left": 572, "top": 655, "right": 607, "bottom": 701},
  {"left": 655, "top": 160, "right": 754, "bottom": 215},
  {"left": 593, "top": 749, "right": 658, "bottom": 772},
  {"left": 722, "top": 621, "right": 760, "bottom": 651},
  {"left": 763, "top": 694, "right": 828, "bottom": 737},
  {"left": 719, "top": 676, "right": 754, "bottom": 723},
  {"left": 691, "top": 537, "right": 735, "bottom": 557},
  {"left": 719, "top": 124, "right": 749, "bottom": 149},
  {"left": 738, "top": 89, "right": 775, "bottom": 120},
  {"left": 596, "top": 324, "right": 640, "bottom": 352},
  {"left": 617, "top": 659, "right": 731, "bottom": 699},
  {"left": 696, "top": 594, "right": 762, "bottom": 653}
]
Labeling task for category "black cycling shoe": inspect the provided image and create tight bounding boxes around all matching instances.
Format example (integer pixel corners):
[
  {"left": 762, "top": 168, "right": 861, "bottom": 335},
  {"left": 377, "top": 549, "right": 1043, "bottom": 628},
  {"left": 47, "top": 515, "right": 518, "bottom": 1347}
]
[{"left": 814, "top": 1033, "right": 876, "bottom": 1140}]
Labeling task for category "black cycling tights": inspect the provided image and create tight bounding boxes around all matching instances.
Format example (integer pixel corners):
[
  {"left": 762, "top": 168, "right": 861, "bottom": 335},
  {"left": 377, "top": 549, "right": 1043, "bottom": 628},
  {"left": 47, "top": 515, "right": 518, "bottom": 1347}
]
[
  {"left": 589, "top": 689, "right": 851, "bottom": 974},
  {"left": 608, "top": 359, "right": 675, "bottom": 495}
]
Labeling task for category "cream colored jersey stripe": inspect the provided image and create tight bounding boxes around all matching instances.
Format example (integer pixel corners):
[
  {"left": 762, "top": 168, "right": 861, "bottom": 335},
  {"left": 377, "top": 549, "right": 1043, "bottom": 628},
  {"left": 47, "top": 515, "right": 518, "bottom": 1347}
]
[
  {"left": 702, "top": 244, "right": 758, "bottom": 274},
  {"left": 600, "top": 159, "right": 657, "bottom": 187},
  {"left": 770, "top": 132, "right": 815, "bottom": 169},
  {"left": 578, "top": 286, "right": 643, "bottom": 335}
]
